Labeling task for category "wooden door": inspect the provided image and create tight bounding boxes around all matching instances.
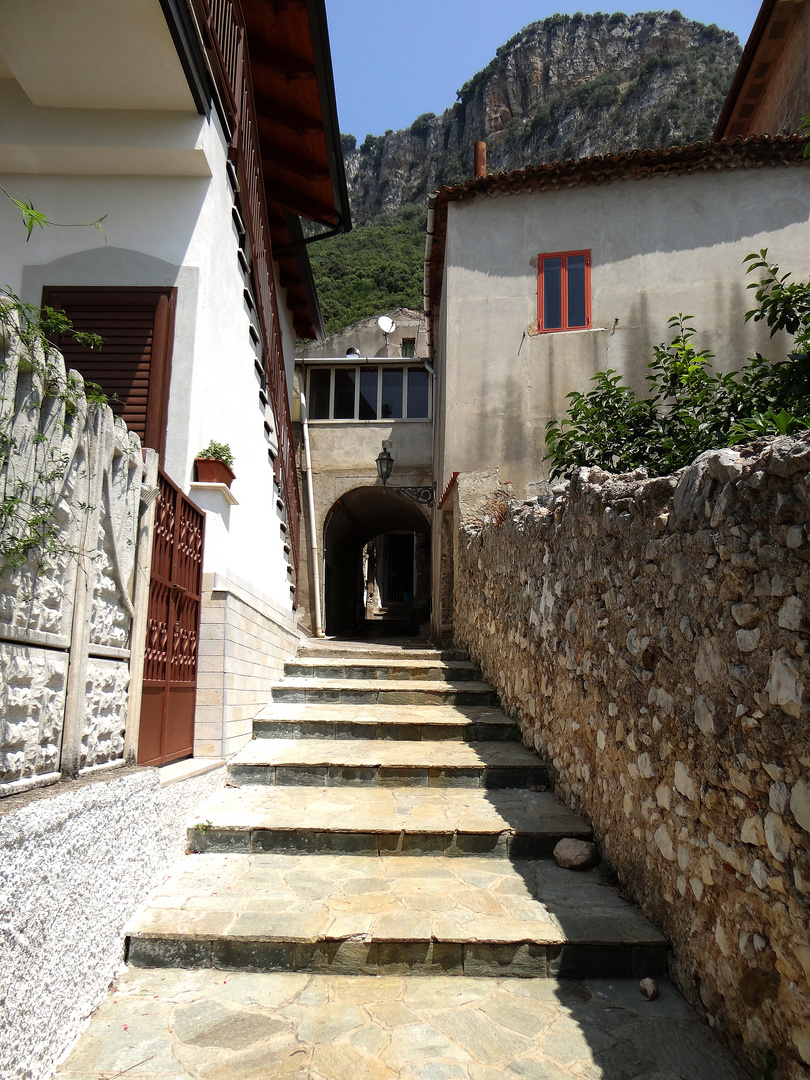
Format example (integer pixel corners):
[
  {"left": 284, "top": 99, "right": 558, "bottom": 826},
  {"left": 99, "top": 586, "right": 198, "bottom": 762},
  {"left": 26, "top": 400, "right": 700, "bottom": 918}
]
[{"left": 138, "top": 470, "right": 205, "bottom": 766}]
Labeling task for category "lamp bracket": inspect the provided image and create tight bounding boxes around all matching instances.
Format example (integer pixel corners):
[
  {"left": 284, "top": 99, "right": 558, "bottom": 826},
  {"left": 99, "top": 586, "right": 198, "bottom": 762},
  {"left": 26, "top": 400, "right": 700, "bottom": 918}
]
[{"left": 391, "top": 486, "right": 434, "bottom": 507}]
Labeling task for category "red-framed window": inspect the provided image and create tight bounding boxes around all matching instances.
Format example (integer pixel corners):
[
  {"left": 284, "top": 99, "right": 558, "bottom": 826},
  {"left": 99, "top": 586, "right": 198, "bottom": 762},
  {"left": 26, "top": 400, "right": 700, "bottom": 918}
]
[{"left": 537, "top": 250, "right": 591, "bottom": 332}]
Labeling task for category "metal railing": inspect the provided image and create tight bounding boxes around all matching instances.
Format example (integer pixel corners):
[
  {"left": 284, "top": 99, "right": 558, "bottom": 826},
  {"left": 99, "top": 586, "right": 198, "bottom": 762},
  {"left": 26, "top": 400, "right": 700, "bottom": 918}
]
[{"left": 195, "top": 0, "right": 302, "bottom": 602}]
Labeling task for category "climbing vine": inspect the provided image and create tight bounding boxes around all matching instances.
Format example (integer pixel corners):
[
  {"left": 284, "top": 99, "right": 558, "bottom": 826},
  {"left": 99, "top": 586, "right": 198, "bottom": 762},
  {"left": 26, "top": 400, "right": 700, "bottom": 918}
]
[{"left": 0, "top": 290, "right": 105, "bottom": 579}]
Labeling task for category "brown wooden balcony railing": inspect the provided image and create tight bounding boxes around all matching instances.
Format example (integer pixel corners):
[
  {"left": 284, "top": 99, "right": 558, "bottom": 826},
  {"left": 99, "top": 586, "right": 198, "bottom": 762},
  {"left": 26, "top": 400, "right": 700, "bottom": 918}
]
[{"left": 194, "top": 0, "right": 302, "bottom": 603}]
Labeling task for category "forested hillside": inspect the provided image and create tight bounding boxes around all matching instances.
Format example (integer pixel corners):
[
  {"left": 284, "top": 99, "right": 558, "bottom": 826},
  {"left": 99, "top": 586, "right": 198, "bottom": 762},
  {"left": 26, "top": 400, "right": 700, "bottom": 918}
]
[{"left": 309, "top": 9, "right": 741, "bottom": 335}]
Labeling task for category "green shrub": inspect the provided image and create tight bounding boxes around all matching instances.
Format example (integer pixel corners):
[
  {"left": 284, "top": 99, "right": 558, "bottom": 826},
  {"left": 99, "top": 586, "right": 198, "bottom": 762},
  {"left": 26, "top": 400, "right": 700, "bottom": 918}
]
[{"left": 544, "top": 255, "right": 810, "bottom": 479}]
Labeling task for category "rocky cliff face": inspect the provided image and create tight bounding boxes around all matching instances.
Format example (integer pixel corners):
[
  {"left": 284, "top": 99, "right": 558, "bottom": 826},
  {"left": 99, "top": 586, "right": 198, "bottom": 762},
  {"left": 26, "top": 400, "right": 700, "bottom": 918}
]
[{"left": 343, "top": 11, "right": 740, "bottom": 224}]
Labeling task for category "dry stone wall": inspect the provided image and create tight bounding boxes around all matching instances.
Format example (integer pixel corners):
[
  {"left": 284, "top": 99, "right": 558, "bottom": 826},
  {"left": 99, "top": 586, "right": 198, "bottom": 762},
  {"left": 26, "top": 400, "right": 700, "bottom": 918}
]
[{"left": 453, "top": 436, "right": 810, "bottom": 1079}]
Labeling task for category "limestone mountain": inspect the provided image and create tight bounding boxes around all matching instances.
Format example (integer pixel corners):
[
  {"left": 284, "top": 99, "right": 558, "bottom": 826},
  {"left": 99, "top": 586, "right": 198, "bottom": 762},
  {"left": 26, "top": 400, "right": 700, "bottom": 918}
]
[
  {"left": 311, "top": 10, "right": 741, "bottom": 332},
  {"left": 342, "top": 10, "right": 740, "bottom": 224}
]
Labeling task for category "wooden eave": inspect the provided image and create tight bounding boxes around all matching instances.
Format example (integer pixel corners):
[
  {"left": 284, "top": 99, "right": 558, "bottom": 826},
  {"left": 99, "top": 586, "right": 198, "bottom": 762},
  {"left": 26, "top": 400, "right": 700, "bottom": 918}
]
[
  {"left": 240, "top": 0, "right": 350, "bottom": 337},
  {"left": 714, "top": 0, "right": 806, "bottom": 139}
]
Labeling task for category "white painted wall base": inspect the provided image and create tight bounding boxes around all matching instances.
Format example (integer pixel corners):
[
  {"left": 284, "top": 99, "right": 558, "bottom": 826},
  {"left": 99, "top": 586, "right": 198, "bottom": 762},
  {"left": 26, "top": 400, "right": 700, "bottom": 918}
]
[{"left": 194, "top": 572, "right": 301, "bottom": 758}]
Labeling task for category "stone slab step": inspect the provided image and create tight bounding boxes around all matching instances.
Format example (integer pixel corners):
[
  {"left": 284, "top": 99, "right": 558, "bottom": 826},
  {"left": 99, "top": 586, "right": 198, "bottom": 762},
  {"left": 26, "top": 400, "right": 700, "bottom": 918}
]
[
  {"left": 285, "top": 658, "right": 481, "bottom": 682},
  {"left": 252, "top": 703, "right": 519, "bottom": 742},
  {"left": 126, "top": 853, "right": 667, "bottom": 979},
  {"left": 228, "top": 738, "right": 551, "bottom": 789},
  {"left": 271, "top": 678, "right": 499, "bottom": 706},
  {"left": 188, "top": 786, "right": 590, "bottom": 857},
  {"left": 63, "top": 967, "right": 749, "bottom": 1080},
  {"left": 296, "top": 641, "right": 468, "bottom": 662}
]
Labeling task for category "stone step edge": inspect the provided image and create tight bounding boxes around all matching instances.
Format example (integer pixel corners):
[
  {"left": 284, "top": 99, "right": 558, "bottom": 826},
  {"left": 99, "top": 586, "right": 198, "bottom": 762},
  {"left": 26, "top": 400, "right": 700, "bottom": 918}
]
[
  {"left": 126, "top": 935, "right": 667, "bottom": 980},
  {"left": 251, "top": 720, "right": 519, "bottom": 742},
  {"left": 270, "top": 687, "right": 499, "bottom": 705},
  {"left": 295, "top": 648, "right": 469, "bottom": 662},
  {"left": 284, "top": 666, "right": 481, "bottom": 679},
  {"left": 187, "top": 826, "right": 588, "bottom": 858},
  {"left": 226, "top": 763, "right": 552, "bottom": 790},
  {"left": 286, "top": 658, "right": 479, "bottom": 669},
  {"left": 274, "top": 678, "right": 492, "bottom": 688}
]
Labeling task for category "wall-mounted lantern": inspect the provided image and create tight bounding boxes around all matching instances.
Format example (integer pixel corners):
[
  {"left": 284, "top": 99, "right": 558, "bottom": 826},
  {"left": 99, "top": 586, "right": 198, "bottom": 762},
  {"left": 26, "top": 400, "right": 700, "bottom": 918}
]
[{"left": 376, "top": 441, "right": 394, "bottom": 489}]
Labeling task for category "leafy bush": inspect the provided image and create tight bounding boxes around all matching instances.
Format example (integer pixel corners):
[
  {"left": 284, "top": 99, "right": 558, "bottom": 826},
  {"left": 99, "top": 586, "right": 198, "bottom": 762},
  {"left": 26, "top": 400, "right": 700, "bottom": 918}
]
[
  {"left": 544, "top": 255, "right": 810, "bottom": 479},
  {"left": 197, "top": 440, "right": 235, "bottom": 468},
  {"left": 411, "top": 113, "right": 435, "bottom": 139}
]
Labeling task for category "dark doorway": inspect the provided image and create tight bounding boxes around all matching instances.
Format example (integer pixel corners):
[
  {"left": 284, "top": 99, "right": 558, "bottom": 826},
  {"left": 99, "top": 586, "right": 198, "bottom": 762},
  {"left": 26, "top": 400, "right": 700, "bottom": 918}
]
[
  {"left": 323, "top": 487, "right": 430, "bottom": 636},
  {"left": 380, "top": 532, "right": 415, "bottom": 603}
]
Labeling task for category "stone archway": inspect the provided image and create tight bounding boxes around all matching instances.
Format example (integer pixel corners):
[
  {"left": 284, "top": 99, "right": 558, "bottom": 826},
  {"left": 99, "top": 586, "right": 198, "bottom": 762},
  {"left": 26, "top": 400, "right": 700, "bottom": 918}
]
[{"left": 323, "top": 487, "right": 431, "bottom": 636}]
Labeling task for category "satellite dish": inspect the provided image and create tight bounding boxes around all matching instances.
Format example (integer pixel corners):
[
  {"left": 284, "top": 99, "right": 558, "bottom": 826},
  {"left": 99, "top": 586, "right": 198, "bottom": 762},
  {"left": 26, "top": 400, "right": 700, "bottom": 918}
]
[{"left": 377, "top": 315, "right": 396, "bottom": 335}]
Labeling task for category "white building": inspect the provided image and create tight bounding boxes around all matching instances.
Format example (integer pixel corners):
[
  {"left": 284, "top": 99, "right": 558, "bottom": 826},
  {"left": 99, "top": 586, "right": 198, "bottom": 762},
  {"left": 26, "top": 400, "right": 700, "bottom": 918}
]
[{"left": 0, "top": 0, "right": 351, "bottom": 763}]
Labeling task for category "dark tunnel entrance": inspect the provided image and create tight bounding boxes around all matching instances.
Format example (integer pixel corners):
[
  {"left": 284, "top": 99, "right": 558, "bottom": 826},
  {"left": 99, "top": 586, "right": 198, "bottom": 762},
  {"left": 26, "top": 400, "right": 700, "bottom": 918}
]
[{"left": 323, "top": 487, "right": 431, "bottom": 636}]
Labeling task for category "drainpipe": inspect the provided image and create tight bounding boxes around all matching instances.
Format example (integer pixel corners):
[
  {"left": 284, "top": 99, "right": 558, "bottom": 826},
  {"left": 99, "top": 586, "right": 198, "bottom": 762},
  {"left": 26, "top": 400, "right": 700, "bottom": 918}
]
[
  {"left": 298, "top": 388, "right": 325, "bottom": 636},
  {"left": 474, "top": 141, "right": 487, "bottom": 179},
  {"left": 423, "top": 195, "right": 436, "bottom": 356}
]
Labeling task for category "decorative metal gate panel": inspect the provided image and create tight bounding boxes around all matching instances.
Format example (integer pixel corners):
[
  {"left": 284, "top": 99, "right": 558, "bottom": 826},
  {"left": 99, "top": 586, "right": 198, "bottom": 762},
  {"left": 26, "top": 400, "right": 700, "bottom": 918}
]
[{"left": 138, "top": 470, "right": 205, "bottom": 766}]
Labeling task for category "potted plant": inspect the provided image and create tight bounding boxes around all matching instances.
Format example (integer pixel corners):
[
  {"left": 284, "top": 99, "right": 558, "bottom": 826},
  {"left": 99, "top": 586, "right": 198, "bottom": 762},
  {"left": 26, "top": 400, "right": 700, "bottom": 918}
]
[{"left": 194, "top": 440, "right": 236, "bottom": 487}]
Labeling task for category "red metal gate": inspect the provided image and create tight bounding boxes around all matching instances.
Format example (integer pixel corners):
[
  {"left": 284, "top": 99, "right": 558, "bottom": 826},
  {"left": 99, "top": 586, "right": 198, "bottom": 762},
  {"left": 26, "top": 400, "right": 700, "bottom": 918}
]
[{"left": 138, "top": 470, "right": 205, "bottom": 766}]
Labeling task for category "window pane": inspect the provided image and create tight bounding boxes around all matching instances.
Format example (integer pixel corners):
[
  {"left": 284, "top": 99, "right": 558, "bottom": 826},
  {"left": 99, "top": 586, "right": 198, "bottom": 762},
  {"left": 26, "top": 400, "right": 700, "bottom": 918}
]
[
  {"left": 567, "top": 254, "right": 587, "bottom": 328},
  {"left": 401, "top": 338, "right": 416, "bottom": 358},
  {"left": 543, "top": 257, "right": 562, "bottom": 329},
  {"left": 309, "top": 369, "right": 331, "bottom": 419},
  {"left": 334, "top": 368, "right": 356, "bottom": 419},
  {"left": 381, "top": 368, "right": 403, "bottom": 418},
  {"left": 359, "top": 368, "right": 378, "bottom": 420},
  {"left": 407, "top": 368, "right": 429, "bottom": 418}
]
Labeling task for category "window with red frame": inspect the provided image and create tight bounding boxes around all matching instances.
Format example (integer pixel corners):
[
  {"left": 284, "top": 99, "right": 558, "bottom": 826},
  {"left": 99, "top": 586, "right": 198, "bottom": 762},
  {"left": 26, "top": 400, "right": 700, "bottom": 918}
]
[{"left": 537, "top": 250, "right": 591, "bottom": 332}]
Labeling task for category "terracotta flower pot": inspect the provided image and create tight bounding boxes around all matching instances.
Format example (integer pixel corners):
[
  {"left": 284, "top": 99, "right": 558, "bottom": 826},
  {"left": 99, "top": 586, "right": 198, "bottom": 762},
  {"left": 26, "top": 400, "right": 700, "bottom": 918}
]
[{"left": 194, "top": 457, "right": 235, "bottom": 488}]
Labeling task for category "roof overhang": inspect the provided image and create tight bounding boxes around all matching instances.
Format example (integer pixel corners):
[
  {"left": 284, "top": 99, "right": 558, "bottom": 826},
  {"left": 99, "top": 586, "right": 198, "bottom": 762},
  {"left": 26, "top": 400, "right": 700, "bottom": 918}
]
[
  {"left": 240, "top": 0, "right": 351, "bottom": 339},
  {"left": 714, "top": 0, "right": 807, "bottom": 139},
  {"left": 0, "top": 0, "right": 198, "bottom": 112}
]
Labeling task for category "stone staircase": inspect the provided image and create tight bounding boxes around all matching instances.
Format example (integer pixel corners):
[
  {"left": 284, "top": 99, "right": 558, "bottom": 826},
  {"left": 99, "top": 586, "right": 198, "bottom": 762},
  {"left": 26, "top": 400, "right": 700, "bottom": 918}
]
[{"left": 126, "top": 640, "right": 666, "bottom": 980}]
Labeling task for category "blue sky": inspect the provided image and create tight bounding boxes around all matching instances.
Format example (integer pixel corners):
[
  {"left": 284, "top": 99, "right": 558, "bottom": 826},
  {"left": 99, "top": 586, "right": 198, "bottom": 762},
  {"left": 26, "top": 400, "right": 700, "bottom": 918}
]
[{"left": 326, "top": 1, "right": 761, "bottom": 140}]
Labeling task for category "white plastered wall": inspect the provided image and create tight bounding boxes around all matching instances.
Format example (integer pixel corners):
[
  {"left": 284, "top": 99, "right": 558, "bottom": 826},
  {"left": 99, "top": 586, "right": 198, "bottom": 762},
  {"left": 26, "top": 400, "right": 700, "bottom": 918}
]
[
  {"left": 0, "top": 82, "right": 299, "bottom": 760},
  {"left": 437, "top": 164, "right": 810, "bottom": 496}
]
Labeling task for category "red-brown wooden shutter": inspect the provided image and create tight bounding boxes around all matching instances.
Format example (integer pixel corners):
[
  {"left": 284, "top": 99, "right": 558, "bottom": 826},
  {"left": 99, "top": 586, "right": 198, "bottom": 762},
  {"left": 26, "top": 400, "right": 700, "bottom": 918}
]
[{"left": 41, "top": 287, "right": 176, "bottom": 462}]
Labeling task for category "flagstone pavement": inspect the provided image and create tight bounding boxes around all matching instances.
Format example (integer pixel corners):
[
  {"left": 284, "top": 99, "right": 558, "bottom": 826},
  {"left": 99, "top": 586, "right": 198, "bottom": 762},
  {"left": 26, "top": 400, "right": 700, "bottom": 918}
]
[{"left": 56, "top": 968, "right": 745, "bottom": 1080}]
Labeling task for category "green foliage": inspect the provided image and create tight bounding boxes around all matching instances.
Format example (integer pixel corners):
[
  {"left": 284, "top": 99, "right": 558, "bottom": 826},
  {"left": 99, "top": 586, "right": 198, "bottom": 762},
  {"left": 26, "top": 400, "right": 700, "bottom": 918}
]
[
  {"left": 544, "top": 256, "right": 810, "bottom": 479},
  {"left": 800, "top": 116, "right": 810, "bottom": 157},
  {"left": 197, "top": 440, "right": 235, "bottom": 468},
  {"left": 744, "top": 249, "right": 810, "bottom": 352},
  {"left": 341, "top": 133, "right": 357, "bottom": 153},
  {"left": 411, "top": 112, "right": 436, "bottom": 139},
  {"left": 308, "top": 205, "right": 426, "bottom": 334},
  {"left": 0, "top": 183, "right": 106, "bottom": 241},
  {"left": 0, "top": 291, "right": 105, "bottom": 576}
]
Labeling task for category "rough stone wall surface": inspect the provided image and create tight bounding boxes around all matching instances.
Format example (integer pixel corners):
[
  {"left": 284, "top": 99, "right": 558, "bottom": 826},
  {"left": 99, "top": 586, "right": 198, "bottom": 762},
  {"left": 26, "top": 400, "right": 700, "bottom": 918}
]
[
  {"left": 0, "top": 322, "right": 151, "bottom": 789},
  {"left": 453, "top": 436, "right": 810, "bottom": 1078},
  {"left": 0, "top": 765, "right": 225, "bottom": 1080},
  {"left": 0, "top": 643, "right": 67, "bottom": 781},
  {"left": 80, "top": 659, "right": 131, "bottom": 769}
]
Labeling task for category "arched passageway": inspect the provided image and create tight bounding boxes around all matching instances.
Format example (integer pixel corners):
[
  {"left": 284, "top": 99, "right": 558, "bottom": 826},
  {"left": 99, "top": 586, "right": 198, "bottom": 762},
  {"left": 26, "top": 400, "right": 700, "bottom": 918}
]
[{"left": 323, "top": 487, "right": 431, "bottom": 636}]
